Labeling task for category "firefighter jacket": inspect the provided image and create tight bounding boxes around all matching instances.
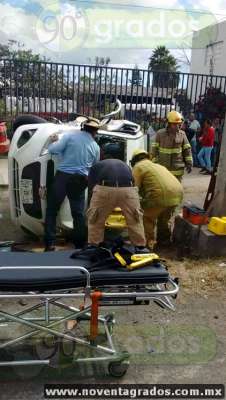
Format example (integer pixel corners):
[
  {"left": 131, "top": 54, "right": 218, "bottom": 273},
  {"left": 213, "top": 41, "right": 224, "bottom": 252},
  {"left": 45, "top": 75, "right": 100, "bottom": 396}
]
[
  {"left": 151, "top": 128, "right": 193, "bottom": 177},
  {"left": 132, "top": 159, "right": 183, "bottom": 209}
]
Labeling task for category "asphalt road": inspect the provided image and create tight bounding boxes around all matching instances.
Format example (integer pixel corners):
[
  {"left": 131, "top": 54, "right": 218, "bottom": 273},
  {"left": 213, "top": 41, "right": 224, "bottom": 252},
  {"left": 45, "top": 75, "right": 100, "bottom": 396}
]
[
  {"left": 1, "top": 168, "right": 220, "bottom": 400},
  {"left": 0, "top": 295, "right": 225, "bottom": 399}
]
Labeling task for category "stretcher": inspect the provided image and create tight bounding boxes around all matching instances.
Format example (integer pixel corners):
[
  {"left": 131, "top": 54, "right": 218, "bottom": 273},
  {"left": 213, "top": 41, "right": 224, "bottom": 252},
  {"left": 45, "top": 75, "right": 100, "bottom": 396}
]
[{"left": 0, "top": 250, "right": 179, "bottom": 377}]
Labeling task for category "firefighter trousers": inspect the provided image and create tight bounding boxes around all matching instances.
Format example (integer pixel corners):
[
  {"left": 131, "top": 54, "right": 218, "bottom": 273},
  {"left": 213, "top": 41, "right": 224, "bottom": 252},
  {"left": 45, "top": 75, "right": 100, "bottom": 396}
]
[
  {"left": 143, "top": 206, "right": 176, "bottom": 249},
  {"left": 87, "top": 185, "right": 146, "bottom": 246}
]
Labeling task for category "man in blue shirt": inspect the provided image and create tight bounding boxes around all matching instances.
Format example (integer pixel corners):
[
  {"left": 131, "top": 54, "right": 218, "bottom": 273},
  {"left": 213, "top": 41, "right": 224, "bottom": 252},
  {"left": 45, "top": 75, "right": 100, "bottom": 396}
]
[{"left": 44, "top": 118, "right": 100, "bottom": 251}]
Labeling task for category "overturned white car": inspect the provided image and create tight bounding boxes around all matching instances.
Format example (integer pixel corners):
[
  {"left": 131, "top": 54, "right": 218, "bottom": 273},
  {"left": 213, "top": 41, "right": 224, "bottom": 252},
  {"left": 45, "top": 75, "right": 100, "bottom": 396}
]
[{"left": 8, "top": 100, "right": 147, "bottom": 237}]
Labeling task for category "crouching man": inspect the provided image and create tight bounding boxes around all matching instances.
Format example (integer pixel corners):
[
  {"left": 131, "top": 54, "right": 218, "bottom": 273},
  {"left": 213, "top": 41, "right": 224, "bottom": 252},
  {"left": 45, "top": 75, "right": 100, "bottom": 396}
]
[
  {"left": 87, "top": 144, "right": 146, "bottom": 251},
  {"left": 131, "top": 149, "right": 183, "bottom": 249}
]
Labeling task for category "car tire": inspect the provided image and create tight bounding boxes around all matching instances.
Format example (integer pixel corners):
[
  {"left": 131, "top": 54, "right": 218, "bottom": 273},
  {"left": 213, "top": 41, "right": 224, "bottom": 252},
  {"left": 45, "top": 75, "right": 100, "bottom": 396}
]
[{"left": 10, "top": 114, "right": 48, "bottom": 139}]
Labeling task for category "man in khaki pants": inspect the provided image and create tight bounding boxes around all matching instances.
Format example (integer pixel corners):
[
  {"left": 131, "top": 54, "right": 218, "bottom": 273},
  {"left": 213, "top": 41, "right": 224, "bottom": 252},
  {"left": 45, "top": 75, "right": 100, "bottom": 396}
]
[
  {"left": 87, "top": 144, "right": 146, "bottom": 250},
  {"left": 131, "top": 149, "right": 183, "bottom": 249}
]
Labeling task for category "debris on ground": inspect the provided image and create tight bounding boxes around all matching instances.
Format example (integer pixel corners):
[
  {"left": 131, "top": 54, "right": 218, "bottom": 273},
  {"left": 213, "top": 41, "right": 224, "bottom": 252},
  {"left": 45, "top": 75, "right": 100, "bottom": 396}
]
[{"left": 165, "top": 256, "right": 226, "bottom": 295}]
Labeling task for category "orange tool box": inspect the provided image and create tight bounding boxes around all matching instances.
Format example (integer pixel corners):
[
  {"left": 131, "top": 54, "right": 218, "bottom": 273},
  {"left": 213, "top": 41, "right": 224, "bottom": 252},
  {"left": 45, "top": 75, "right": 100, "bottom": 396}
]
[{"left": 183, "top": 205, "right": 209, "bottom": 225}]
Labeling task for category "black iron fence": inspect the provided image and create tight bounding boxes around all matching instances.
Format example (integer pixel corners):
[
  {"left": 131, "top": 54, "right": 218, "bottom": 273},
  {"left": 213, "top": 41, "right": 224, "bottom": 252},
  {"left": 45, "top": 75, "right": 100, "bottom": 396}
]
[{"left": 1, "top": 59, "right": 226, "bottom": 133}]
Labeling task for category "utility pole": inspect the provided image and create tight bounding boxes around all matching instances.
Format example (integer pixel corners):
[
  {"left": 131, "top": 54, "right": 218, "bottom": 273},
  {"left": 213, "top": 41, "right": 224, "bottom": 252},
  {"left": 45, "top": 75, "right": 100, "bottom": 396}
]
[{"left": 209, "top": 113, "right": 226, "bottom": 216}]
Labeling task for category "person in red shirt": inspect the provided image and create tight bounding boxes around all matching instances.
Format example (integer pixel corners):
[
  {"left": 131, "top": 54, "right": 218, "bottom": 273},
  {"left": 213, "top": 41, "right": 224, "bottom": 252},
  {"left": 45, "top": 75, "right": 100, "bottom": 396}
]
[{"left": 198, "top": 119, "right": 215, "bottom": 175}]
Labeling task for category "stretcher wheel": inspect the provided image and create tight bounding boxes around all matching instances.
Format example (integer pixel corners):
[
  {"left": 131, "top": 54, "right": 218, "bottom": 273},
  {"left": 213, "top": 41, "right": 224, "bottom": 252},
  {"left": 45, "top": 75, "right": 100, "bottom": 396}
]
[
  {"left": 105, "top": 313, "right": 115, "bottom": 335},
  {"left": 42, "top": 335, "right": 58, "bottom": 349},
  {"left": 35, "top": 336, "right": 59, "bottom": 360},
  {"left": 108, "top": 360, "right": 130, "bottom": 377},
  {"left": 12, "top": 348, "right": 44, "bottom": 379},
  {"left": 61, "top": 331, "right": 76, "bottom": 357}
]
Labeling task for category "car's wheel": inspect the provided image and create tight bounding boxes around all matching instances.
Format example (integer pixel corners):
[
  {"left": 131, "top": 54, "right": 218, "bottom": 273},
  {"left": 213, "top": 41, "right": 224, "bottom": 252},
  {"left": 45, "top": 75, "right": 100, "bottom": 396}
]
[{"left": 10, "top": 114, "right": 48, "bottom": 139}]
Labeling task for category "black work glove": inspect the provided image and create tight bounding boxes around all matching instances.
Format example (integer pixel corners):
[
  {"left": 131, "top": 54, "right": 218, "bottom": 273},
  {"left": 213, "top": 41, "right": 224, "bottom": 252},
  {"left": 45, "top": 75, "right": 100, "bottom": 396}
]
[{"left": 186, "top": 166, "right": 192, "bottom": 174}]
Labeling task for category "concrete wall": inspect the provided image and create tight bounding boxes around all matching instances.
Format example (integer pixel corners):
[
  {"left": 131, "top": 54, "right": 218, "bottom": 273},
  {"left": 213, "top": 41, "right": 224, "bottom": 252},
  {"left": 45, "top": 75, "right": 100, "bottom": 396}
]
[
  {"left": 5, "top": 97, "right": 75, "bottom": 114},
  {"left": 189, "top": 21, "right": 226, "bottom": 104},
  {"left": 190, "top": 21, "right": 226, "bottom": 77}
]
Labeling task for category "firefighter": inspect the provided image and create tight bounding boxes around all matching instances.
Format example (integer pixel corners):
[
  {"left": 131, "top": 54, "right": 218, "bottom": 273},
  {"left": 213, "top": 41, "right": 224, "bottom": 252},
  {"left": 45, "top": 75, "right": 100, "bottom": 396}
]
[
  {"left": 151, "top": 111, "right": 193, "bottom": 181},
  {"left": 131, "top": 149, "right": 183, "bottom": 249}
]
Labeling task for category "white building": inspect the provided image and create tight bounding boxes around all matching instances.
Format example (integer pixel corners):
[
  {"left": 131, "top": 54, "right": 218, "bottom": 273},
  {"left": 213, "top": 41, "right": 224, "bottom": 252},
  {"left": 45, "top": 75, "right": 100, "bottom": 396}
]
[
  {"left": 189, "top": 20, "right": 226, "bottom": 104},
  {"left": 190, "top": 20, "right": 226, "bottom": 77}
]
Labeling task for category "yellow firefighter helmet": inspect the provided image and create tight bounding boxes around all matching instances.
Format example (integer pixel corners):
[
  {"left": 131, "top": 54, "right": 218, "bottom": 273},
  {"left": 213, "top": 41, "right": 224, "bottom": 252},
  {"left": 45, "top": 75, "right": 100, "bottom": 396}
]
[
  {"left": 167, "top": 110, "right": 183, "bottom": 124},
  {"left": 132, "top": 149, "right": 148, "bottom": 159}
]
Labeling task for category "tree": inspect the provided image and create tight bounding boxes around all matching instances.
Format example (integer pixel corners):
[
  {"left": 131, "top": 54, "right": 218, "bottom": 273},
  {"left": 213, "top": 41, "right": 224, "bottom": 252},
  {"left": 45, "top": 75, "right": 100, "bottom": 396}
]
[
  {"left": 174, "top": 89, "right": 193, "bottom": 118},
  {"left": 0, "top": 43, "right": 12, "bottom": 60},
  {"left": 175, "top": 43, "right": 191, "bottom": 69},
  {"left": 148, "top": 46, "right": 180, "bottom": 88},
  {"left": 87, "top": 56, "right": 111, "bottom": 83},
  {"left": 209, "top": 113, "right": 226, "bottom": 217},
  {"left": 0, "top": 40, "right": 75, "bottom": 109},
  {"left": 130, "top": 64, "right": 142, "bottom": 86},
  {"left": 195, "top": 86, "right": 226, "bottom": 122},
  {"left": 94, "top": 56, "right": 111, "bottom": 67},
  {"left": 0, "top": 40, "right": 46, "bottom": 62},
  {"left": 83, "top": 56, "right": 111, "bottom": 117},
  {"left": 0, "top": 41, "right": 46, "bottom": 97}
]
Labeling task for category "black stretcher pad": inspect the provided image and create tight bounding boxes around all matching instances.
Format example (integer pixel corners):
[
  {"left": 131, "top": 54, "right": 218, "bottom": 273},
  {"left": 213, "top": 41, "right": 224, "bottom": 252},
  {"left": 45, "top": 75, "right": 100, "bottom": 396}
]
[{"left": 0, "top": 251, "right": 169, "bottom": 291}]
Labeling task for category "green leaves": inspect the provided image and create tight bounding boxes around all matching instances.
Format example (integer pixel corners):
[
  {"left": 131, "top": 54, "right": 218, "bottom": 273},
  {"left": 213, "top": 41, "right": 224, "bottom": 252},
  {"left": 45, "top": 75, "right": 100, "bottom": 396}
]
[{"left": 148, "top": 46, "right": 179, "bottom": 88}]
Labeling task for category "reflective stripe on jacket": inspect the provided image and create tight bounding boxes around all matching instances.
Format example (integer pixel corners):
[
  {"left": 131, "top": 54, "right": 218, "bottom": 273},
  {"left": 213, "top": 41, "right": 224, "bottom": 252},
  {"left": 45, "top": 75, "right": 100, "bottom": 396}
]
[
  {"left": 151, "top": 128, "right": 193, "bottom": 176},
  {"left": 132, "top": 159, "right": 183, "bottom": 209}
]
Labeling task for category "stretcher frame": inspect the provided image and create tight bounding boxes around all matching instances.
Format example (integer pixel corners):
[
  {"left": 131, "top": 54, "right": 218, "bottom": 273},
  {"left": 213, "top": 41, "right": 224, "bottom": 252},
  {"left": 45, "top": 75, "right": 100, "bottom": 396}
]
[{"left": 0, "top": 266, "right": 179, "bottom": 377}]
